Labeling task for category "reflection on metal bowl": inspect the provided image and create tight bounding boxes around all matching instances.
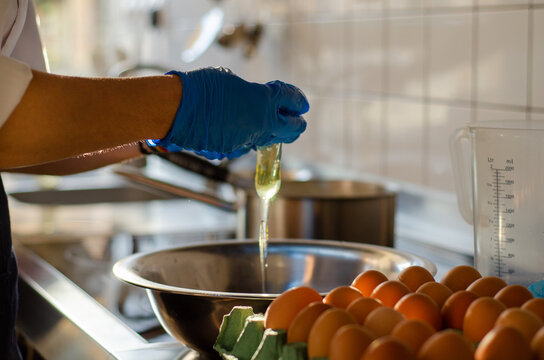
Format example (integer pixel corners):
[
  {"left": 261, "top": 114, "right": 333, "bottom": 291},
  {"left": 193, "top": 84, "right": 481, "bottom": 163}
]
[{"left": 113, "top": 239, "right": 435, "bottom": 359}]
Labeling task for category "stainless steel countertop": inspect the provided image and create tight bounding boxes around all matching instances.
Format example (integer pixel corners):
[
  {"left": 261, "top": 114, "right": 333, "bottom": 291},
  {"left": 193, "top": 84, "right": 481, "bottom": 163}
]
[{"left": 16, "top": 245, "right": 187, "bottom": 360}]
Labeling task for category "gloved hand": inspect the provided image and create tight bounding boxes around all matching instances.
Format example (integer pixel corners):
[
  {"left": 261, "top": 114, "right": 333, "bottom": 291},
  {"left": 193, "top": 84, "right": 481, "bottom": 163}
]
[{"left": 147, "top": 67, "right": 309, "bottom": 160}]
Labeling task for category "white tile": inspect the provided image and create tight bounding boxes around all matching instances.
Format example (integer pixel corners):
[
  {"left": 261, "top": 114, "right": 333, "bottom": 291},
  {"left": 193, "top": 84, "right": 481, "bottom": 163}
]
[
  {"left": 529, "top": 112, "right": 544, "bottom": 120},
  {"left": 286, "top": 90, "right": 320, "bottom": 160},
  {"left": 164, "top": 1, "right": 215, "bottom": 26},
  {"left": 348, "top": 19, "right": 384, "bottom": 94},
  {"left": 313, "top": 21, "right": 348, "bottom": 90},
  {"left": 289, "top": 93, "right": 347, "bottom": 167},
  {"left": 478, "top": 0, "right": 531, "bottom": 6},
  {"left": 475, "top": 107, "right": 527, "bottom": 121},
  {"left": 428, "top": 104, "right": 472, "bottom": 191},
  {"left": 477, "top": 10, "right": 528, "bottom": 107},
  {"left": 347, "top": 98, "right": 385, "bottom": 174},
  {"left": 429, "top": 13, "right": 472, "bottom": 102},
  {"left": 313, "top": 97, "right": 348, "bottom": 166},
  {"left": 306, "top": 0, "right": 349, "bottom": 15},
  {"left": 428, "top": 0, "right": 472, "bottom": 8},
  {"left": 388, "top": 16, "right": 425, "bottom": 98},
  {"left": 386, "top": 100, "right": 425, "bottom": 184},
  {"left": 257, "top": 0, "right": 290, "bottom": 19},
  {"left": 286, "top": 0, "right": 309, "bottom": 15},
  {"left": 532, "top": 9, "right": 544, "bottom": 108},
  {"left": 243, "top": 23, "right": 290, "bottom": 83},
  {"left": 222, "top": 0, "right": 260, "bottom": 23},
  {"left": 388, "top": 0, "right": 425, "bottom": 11},
  {"left": 285, "top": 22, "right": 319, "bottom": 88},
  {"left": 352, "top": 0, "right": 383, "bottom": 13}
]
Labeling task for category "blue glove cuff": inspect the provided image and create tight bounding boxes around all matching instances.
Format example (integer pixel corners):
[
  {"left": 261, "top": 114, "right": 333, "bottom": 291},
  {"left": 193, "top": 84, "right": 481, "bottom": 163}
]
[{"left": 147, "top": 71, "right": 194, "bottom": 153}]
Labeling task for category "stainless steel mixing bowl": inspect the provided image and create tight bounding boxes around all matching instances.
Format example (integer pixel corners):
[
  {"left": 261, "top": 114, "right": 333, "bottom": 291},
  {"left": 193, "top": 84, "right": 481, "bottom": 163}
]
[{"left": 113, "top": 239, "right": 435, "bottom": 359}]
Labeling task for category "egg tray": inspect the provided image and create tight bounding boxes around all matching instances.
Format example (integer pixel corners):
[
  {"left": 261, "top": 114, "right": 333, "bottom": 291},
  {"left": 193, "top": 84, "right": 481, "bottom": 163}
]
[{"left": 214, "top": 306, "right": 311, "bottom": 360}]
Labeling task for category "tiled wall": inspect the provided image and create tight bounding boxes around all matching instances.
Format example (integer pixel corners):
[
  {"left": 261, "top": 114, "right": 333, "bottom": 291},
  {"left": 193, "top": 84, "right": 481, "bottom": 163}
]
[{"left": 163, "top": 0, "right": 544, "bottom": 192}]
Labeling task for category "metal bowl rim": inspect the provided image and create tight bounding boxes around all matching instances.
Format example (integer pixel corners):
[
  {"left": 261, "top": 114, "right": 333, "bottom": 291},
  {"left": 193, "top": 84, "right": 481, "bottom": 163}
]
[{"left": 112, "top": 238, "right": 436, "bottom": 297}]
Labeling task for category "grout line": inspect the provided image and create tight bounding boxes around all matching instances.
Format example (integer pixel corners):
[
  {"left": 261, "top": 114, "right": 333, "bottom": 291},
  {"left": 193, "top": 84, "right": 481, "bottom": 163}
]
[
  {"left": 274, "top": 4, "right": 544, "bottom": 26},
  {"left": 470, "top": 0, "right": 479, "bottom": 122},
  {"left": 526, "top": 1, "right": 535, "bottom": 120},
  {"left": 301, "top": 87, "right": 544, "bottom": 114},
  {"left": 422, "top": 6, "right": 431, "bottom": 186},
  {"left": 381, "top": 0, "right": 390, "bottom": 177},
  {"left": 342, "top": 16, "right": 349, "bottom": 169}
]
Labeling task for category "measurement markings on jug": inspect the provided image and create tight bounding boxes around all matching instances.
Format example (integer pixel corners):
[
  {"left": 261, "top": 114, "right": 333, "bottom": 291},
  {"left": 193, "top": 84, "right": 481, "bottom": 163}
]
[{"left": 488, "top": 161, "right": 516, "bottom": 278}]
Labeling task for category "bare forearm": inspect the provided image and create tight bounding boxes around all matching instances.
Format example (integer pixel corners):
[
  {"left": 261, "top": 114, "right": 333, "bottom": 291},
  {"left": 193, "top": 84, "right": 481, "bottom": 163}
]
[
  {"left": 6, "top": 143, "right": 143, "bottom": 175},
  {"left": 0, "top": 70, "right": 180, "bottom": 169}
]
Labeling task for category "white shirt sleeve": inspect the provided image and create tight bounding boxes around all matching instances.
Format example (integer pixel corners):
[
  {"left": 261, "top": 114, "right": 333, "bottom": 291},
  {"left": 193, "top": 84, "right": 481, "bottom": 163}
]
[
  {"left": 0, "top": 55, "right": 33, "bottom": 127},
  {"left": 0, "top": 0, "right": 43, "bottom": 129}
]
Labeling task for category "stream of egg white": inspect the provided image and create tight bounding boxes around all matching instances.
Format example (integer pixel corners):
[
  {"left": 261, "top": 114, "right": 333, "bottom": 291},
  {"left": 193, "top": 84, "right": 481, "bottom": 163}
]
[
  {"left": 258, "top": 199, "right": 270, "bottom": 293},
  {"left": 255, "top": 144, "right": 281, "bottom": 294}
]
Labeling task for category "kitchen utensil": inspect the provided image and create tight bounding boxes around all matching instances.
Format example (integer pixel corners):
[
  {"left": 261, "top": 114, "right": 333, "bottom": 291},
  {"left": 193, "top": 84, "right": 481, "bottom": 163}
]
[
  {"left": 114, "top": 165, "right": 396, "bottom": 247},
  {"left": 113, "top": 239, "right": 435, "bottom": 359},
  {"left": 450, "top": 120, "right": 544, "bottom": 286},
  {"left": 181, "top": 7, "right": 224, "bottom": 63}
]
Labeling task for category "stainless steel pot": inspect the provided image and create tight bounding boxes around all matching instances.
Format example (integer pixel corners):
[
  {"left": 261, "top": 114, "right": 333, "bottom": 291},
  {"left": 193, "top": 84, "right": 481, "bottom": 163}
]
[
  {"left": 115, "top": 153, "right": 396, "bottom": 247},
  {"left": 245, "top": 180, "right": 396, "bottom": 246}
]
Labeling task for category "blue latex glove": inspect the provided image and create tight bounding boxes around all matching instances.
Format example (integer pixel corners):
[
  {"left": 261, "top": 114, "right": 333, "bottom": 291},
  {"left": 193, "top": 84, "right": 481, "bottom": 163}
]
[
  {"left": 529, "top": 280, "right": 544, "bottom": 298},
  {"left": 147, "top": 67, "right": 309, "bottom": 160}
]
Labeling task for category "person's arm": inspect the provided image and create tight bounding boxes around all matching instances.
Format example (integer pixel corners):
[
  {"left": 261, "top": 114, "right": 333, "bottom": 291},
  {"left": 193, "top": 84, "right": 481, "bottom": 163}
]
[
  {"left": 0, "top": 69, "right": 180, "bottom": 170},
  {"left": 5, "top": 142, "right": 142, "bottom": 175}
]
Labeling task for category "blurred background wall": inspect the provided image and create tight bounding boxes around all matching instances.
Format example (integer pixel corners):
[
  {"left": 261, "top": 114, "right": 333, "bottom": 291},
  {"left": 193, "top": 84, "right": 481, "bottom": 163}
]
[{"left": 35, "top": 0, "right": 544, "bottom": 193}]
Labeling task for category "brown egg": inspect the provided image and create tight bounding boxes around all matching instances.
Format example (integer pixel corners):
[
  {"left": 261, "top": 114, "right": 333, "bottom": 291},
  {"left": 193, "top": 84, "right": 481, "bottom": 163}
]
[
  {"left": 474, "top": 325, "right": 532, "bottom": 360},
  {"left": 391, "top": 319, "right": 435, "bottom": 354},
  {"left": 522, "top": 297, "right": 544, "bottom": 322},
  {"left": 466, "top": 276, "right": 507, "bottom": 297},
  {"left": 394, "top": 293, "right": 442, "bottom": 330},
  {"left": 494, "top": 308, "right": 543, "bottom": 341},
  {"left": 346, "top": 297, "right": 383, "bottom": 325},
  {"left": 307, "top": 308, "right": 357, "bottom": 358},
  {"left": 287, "top": 301, "right": 332, "bottom": 343},
  {"left": 264, "top": 286, "right": 323, "bottom": 330},
  {"left": 352, "top": 270, "right": 389, "bottom": 297},
  {"left": 441, "top": 290, "right": 479, "bottom": 330},
  {"left": 417, "top": 329, "right": 473, "bottom": 360},
  {"left": 530, "top": 326, "right": 544, "bottom": 358},
  {"left": 370, "top": 280, "right": 411, "bottom": 307},
  {"left": 363, "top": 307, "right": 405, "bottom": 338},
  {"left": 440, "top": 265, "right": 482, "bottom": 292},
  {"left": 463, "top": 297, "right": 506, "bottom": 343},
  {"left": 416, "top": 281, "right": 453, "bottom": 309},
  {"left": 361, "top": 336, "right": 415, "bottom": 360},
  {"left": 323, "top": 285, "right": 363, "bottom": 309},
  {"left": 329, "top": 324, "right": 374, "bottom": 360},
  {"left": 397, "top": 265, "right": 435, "bottom": 292},
  {"left": 494, "top": 284, "right": 534, "bottom": 308}
]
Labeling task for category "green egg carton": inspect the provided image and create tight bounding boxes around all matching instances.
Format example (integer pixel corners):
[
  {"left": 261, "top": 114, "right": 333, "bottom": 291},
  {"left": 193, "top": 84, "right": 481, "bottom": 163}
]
[{"left": 215, "top": 306, "right": 311, "bottom": 360}]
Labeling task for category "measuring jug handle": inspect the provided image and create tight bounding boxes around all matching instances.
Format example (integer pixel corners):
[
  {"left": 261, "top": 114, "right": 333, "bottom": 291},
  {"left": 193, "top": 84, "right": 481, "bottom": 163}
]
[{"left": 449, "top": 127, "right": 473, "bottom": 224}]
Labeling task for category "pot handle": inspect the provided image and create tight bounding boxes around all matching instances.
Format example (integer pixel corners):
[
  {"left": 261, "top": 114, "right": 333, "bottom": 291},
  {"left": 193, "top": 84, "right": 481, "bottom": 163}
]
[
  {"left": 156, "top": 152, "right": 230, "bottom": 183},
  {"left": 113, "top": 166, "right": 237, "bottom": 212},
  {"left": 449, "top": 127, "right": 473, "bottom": 224},
  {"left": 155, "top": 152, "right": 252, "bottom": 190}
]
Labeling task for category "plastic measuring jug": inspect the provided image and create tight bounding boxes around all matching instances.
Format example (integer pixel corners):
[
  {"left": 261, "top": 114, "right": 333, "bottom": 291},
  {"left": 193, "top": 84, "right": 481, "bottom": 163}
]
[{"left": 450, "top": 121, "right": 544, "bottom": 287}]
